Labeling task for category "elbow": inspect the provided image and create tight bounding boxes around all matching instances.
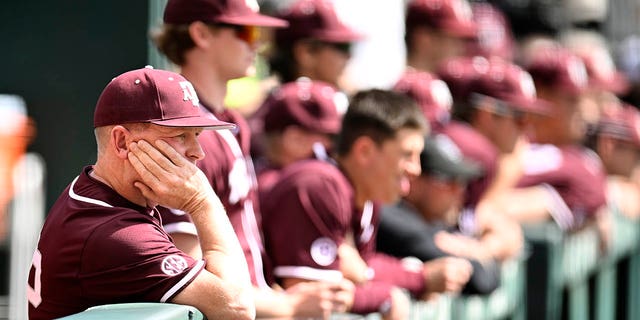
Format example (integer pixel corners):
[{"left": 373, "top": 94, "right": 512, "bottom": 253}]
[
  {"left": 230, "top": 288, "right": 256, "bottom": 320},
  {"left": 205, "top": 287, "right": 256, "bottom": 320}
]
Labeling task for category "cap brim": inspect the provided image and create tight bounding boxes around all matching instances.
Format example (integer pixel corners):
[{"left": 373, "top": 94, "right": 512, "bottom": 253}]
[
  {"left": 151, "top": 117, "right": 236, "bottom": 130},
  {"left": 217, "top": 13, "right": 289, "bottom": 27},
  {"left": 429, "top": 160, "right": 483, "bottom": 181},
  {"left": 591, "top": 72, "right": 630, "bottom": 95}
]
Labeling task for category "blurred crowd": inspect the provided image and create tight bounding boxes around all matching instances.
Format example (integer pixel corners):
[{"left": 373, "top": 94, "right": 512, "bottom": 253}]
[
  {"left": 220, "top": 0, "right": 640, "bottom": 317},
  {"left": 12, "top": 0, "right": 640, "bottom": 319}
]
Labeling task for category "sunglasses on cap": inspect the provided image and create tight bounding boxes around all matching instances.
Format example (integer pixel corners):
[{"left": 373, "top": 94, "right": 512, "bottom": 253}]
[{"left": 214, "top": 23, "right": 261, "bottom": 45}]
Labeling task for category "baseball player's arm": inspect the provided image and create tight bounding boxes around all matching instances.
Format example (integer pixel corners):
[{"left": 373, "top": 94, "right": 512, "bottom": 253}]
[{"left": 128, "top": 139, "right": 255, "bottom": 320}]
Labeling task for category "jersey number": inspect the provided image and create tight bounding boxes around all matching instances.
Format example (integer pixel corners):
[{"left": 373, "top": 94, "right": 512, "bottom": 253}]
[{"left": 27, "top": 249, "right": 42, "bottom": 308}]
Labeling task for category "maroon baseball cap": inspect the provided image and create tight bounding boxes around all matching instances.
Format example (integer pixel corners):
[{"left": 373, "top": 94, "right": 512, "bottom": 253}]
[
  {"left": 467, "top": 2, "right": 515, "bottom": 60},
  {"left": 523, "top": 46, "right": 589, "bottom": 96},
  {"left": 163, "top": 0, "right": 288, "bottom": 27},
  {"left": 94, "top": 66, "right": 235, "bottom": 130},
  {"left": 261, "top": 78, "right": 344, "bottom": 134},
  {"left": 578, "top": 48, "right": 629, "bottom": 95},
  {"left": 597, "top": 105, "right": 640, "bottom": 148},
  {"left": 393, "top": 69, "right": 453, "bottom": 125},
  {"left": 406, "top": 0, "right": 477, "bottom": 38},
  {"left": 274, "top": 0, "right": 362, "bottom": 44},
  {"left": 437, "top": 56, "right": 551, "bottom": 114}
]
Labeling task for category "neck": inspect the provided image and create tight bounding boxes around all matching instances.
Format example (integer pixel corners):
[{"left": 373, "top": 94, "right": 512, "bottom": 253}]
[
  {"left": 336, "top": 156, "right": 369, "bottom": 210},
  {"left": 406, "top": 54, "right": 435, "bottom": 73},
  {"left": 92, "top": 162, "right": 149, "bottom": 208},
  {"left": 180, "top": 62, "right": 228, "bottom": 113}
]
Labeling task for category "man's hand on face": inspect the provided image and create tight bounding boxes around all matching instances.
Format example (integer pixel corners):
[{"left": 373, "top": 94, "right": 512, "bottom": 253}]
[{"left": 127, "top": 139, "right": 222, "bottom": 215}]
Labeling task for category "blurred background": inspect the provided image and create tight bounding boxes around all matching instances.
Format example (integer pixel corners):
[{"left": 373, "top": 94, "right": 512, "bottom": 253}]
[{"left": 1, "top": 0, "right": 640, "bottom": 319}]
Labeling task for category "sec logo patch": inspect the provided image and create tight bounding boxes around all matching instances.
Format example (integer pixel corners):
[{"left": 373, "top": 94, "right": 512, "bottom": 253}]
[
  {"left": 310, "top": 237, "right": 337, "bottom": 266},
  {"left": 161, "top": 255, "right": 188, "bottom": 276}
]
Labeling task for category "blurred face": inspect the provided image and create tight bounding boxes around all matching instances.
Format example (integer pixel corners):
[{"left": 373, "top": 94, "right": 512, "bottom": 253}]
[
  {"left": 304, "top": 41, "right": 352, "bottom": 88},
  {"left": 368, "top": 128, "right": 424, "bottom": 204},
  {"left": 410, "top": 174, "right": 466, "bottom": 225},
  {"left": 207, "top": 24, "right": 261, "bottom": 81},
  {"left": 282, "top": 126, "right": 335, "bottom": 163},
  {"left": 533, "top": 90, "right": 586, "bottom": 145},
  {"left": 607, "top": 140, "right": 640, "bottom": 176},
  {"left": 577, "top": 89, "right": 621, "bottom": 129},
  {"left": 484, "top": 106, "right": 525, "bottom": 153},
  {"left": 475, "top": 99, "right": 525, "bottom": 153},
  {"left": 110, "top": 124, "right": 205, "bottom": 207}
]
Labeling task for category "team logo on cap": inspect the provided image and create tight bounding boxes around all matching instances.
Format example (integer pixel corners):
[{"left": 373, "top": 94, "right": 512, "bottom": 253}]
[
  {"left": 179, "top": 81, "right": 199, "bottom": 107},
  {"left": 567, "top": 57, "right": 588, "bottom": 89},
  {"left": 431, "top": 80, "right": 453, "bottom": 111},
  {"left": 310, "top": 237, "right": 337, "bottom": 266},
  {"left": 452, "top": 0, "right": 473, "bottom": 22},
  {"left": 590, "top": 48, "right": 615, "bottom": 81},
  {"left": 519, "top": 71, "right": 537, "bottom": 100},
  {"left": 161, "top": 255, "right": 188, "bottom": 275},
  {"left": 245, "top": 0, "right": 259, "bottom": 13}
]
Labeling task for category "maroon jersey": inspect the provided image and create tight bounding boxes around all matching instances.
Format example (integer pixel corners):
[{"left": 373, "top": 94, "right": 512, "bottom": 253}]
[
  {"left": 256, "top": 163, "right": 283, "bottom": 205},
  {"left": 261, "top": 160, "right": 426, "bottom": 303},
  {"left": 160, "top": 104, "right": 273, "bottom": 288},
  {"left": 262, "top": 160, "right": 350, "bottom": 279},
  {"left": 27, "top": 166, "right": 203, "bottom": 320},
  {"left": 439, "top": 121, "right": 499, "bottom": 208},
  {"left": 517, "top": 144, "right": 607, "bottom": 229}
]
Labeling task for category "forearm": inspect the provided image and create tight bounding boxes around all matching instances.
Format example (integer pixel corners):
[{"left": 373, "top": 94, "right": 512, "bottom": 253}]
[
  {"left": 253, "top": 287, "right": 296, "bottom": 317},
  {"left": 475, "top": 202, "right": 524, "bottom": 261},
  {"left": 189, "top": 199, "right": 251, "bottom": 286}
]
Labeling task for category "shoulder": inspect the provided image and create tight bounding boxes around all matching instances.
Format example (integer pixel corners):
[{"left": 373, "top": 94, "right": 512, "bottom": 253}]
[{"left": 277, "top": 160, "right": 347, "bottom": 188}]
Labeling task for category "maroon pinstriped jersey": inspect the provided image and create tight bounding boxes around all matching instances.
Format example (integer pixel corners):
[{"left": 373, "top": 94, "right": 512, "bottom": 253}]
[
  {"left": 517, "top": 144, "right": 607, "bottom": 229},
  {"left": 28, "top": 166, "right": 204, "bottom": 320},
  {"left": 261, "top": 160, "right": 426, "bottom": 304},
  {"left": 160, "top": 105, "right": 274, "bottom": 288}
]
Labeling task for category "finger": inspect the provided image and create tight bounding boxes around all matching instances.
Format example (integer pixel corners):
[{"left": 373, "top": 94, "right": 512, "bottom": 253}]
[
  {"left": 135, "top": 140, "right": 176, "bottom": 174},
  {"left": 155, "top": 139, "right": 189, "bottom": 168},
  {"left": 127, "top": 145, "right": 161, "bottom": 187},
  {"left": 132, "top": 181, "right": 156, "bottom": 200}
]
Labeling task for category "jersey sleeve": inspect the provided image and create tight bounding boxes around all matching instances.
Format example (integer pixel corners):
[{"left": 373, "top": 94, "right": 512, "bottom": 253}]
[
  {"left": 262, "top": 162, "right": 351, "bottom": 282},
  {"left": 79, "top": 213, "right": 204, "bottom": 303}
]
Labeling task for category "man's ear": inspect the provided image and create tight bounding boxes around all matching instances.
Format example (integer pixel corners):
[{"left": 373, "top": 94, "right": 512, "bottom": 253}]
[
  {"left": 110, "top": 125, "right": 131, "bottom": 160},
  {"left": 350, "top": 136, "right": 376, "bottom": 166},
  {"left": 188, "top": 21, "right": 214, "bottom": 49}
]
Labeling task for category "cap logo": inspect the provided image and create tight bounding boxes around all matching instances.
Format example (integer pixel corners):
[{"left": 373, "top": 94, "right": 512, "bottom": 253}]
[
  {"left": 179, "top": 81, "right": 199, "bottom": 107},
  {"left": 333, "top": 91, "right": 349, "bottom": 115},
  {"left": 245, "top": 0, "right": 259, "bottom": 13},
  {"left": 310, "top": 237, "right": 337, "bottom": 266},
  {"left": 472, "top": 56, "right": 490, "bottom": 74},
  {"left": 567, "top": 57, "right": 588, "bottom": 89},
  {"left": 431, "top": 80, "right": 453, "bottom": 111},
  {"left": 452, "top": 0, "right": 473, "bottom": 22},
  {"left": 591, "top": 48, "right": 615, "bottom": 80},
  {"left": 160, "top": 255, "right": 188, "bottom": 275},
  {"left": 519, "top": 71, "right": 537, "bottom": 99}
]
